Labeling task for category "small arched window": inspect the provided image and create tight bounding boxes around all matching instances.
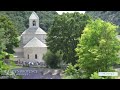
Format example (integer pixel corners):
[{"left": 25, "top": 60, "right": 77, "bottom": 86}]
[
  {"left": 33, "top": 20, "right": 36, "bottom": 26},
  {"left": 28, "top": 54, "right": 29, "bottom": 59},
  {"left": 35, "top": 54, "right": 37, "bottom": 59}
]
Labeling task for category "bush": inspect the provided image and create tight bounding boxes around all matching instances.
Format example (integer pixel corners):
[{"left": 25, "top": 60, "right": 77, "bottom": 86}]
[
  {"left": 43, "top": 50, "right": 62, "bottom": 69},
  {"left": 0, "top": 51, "right": 20, "bottom": 79},
  {"left": 63, "top": 64, "right": 86, "bottom": 79},
  {"left": 90, "top": 72, "right": 104, "bottom": 79},
  {"left": 89, "top": 72, "right": 115, "bottom": 79}
]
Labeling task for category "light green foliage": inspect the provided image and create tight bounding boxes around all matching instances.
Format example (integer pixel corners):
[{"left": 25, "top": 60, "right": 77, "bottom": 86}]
[
  {"left": 90, "top": 72, "right": 104, "bottom": 79},
  {"left": 76, "top": 19, "right": 120, "bottom": 76},
  {"left": 43, "top": 50, "right": 62, "bottom": 69},
  {"left": 63, "top": 63, "right": 88, "bottom": 79},
  {"left": 62, "top": 64, "right": 79, "bottom": 79},
  {"left": 64, "top": 64, "right": 78, "bottom": 75},
  {"left": 64, "top": 19, "right": 120, "bottom": 79},
  {"left": 0, "top": 51, "right": 18, "bottom": 79},
  {"left": 90, "top": 72, "right": 116, "bottom": 79},
  {"left": 46, "top": 12, "right": 91, "bottom": 65}
]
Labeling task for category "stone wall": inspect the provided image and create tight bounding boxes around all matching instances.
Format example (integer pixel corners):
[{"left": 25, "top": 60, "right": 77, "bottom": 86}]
[
  {"left": 36, "top": 34, "right": 47, "bottom": 44},
  {"left": 22, "top": 34, "right": 34, "bottom": 45},
  {"left": 24, "top": 47, "right": 47, "bottom": 62},
  {"left": 22, "top": 34, "right": 47, "bottom": 45}
]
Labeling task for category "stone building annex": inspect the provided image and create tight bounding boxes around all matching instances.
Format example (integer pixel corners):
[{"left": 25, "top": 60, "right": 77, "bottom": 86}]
[{"left": 14, "top": 11, "right": 47, "bottom": 63}]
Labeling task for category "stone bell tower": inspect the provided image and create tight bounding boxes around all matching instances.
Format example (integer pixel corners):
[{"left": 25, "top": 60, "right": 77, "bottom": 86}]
[{"left": 29, "top": 11, "right": 39, "bottom": 28}]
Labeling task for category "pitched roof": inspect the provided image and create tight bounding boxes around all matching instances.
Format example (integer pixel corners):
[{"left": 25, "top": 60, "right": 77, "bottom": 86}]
[
  {"left": 22, "top": 27, "right": 47, "bottom": 35},
  {"left": 35, "top": 27, "right": 47, "bottom": 34},
  {"left": 24, "top": 37, "right": 47, "bottom": 48},
  {"left": 29, "top": 11, "right": 39, "bottom": 19}
]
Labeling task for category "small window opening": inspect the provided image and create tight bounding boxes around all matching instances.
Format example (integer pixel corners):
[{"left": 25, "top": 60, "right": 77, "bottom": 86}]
[
  {"left": 28, "top": 54, "right": 29, "bottom": 59},
  {"left": 33, "top": 20, "right": 36, "bottom": 26},
  {"left": 35, "top": 54, "right": 37, "bottom": 59}
]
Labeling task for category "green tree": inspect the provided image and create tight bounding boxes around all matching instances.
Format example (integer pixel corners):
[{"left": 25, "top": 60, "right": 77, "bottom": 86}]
[
  {"left": 0, "top": 15, "right": 19, "bottom": 54},
  {"left": 0, "top": 15, "right": 20, "bottom": 79},
  {"left": 43, "top": 50, "right": 62, "bottom": 69},
  {"left": 64, "top": 19, "right": 120, "bottom": 79},
  {"left": 0, "top": 51, "right": 18, "bottom": 79},
  {"left": 46, "top": 12, "right": 91, "bottom": 65},
  {"left": 0, "top": 28, "right": 8, "bottom": 52}
]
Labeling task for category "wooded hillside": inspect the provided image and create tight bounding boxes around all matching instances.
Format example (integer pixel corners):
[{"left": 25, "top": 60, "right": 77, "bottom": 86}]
[{"left": 0, "top": 11, "right": 58, "bottom": 34}]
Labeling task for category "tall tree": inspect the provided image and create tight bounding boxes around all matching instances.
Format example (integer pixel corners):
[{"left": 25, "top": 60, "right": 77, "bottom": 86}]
[
  {"left": 0, "top": 15, "right": 19, "bottom": 54},
  {"left": 46, "top": 12, "right": 91, "bottom": 65},
  {"left": 0, "top": 16, "right": 19, "bottom": 79},
  {"left": 64, "top": 19, "right": 120, "bottom": 79}
]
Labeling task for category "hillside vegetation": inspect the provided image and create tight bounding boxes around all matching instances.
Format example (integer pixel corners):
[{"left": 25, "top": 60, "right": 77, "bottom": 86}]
[
  {"left": 0, "top": 11, "right": 58, "bottom": 34},
  {"left": 86, "top": 11, "right": 120, "bottom": 34}
]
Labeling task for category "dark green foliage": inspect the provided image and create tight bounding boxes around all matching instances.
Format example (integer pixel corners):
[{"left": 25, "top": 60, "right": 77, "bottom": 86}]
[
  {"left": 43, "top": 50, "right": 62, "bottom": 69},
  {"left": 0, "top": 15, "right": 20, "bottom": 79},
  {"left": 46, "top": 12, "right": 91, "bottom": 65}
]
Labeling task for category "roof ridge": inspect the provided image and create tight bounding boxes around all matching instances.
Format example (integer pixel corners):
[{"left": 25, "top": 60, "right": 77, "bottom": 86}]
[
  {"left": 21, "top": 27, "right": 47, "bottom": 35},
  {"left": 29, "top": 11, "right": 39, "bottom": 19},
  {"left": 24, "top": 37, "right": 47, "bottom": 48}
]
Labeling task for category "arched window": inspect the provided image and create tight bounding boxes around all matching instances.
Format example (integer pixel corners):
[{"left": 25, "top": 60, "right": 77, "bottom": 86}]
[
  {"left": 33, "top": 20, "right": 36, "bottom": 26},
  {"left": 35, "top": 54, "right": 37, "bottom": 59},
  {"left": 28, "top": 54, "right": 29, "bottom": 59}
]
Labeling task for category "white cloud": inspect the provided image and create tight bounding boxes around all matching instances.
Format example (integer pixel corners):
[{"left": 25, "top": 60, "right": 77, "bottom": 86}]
[{"left": 56, "top": 11, "right": 85, "bottom": 15}]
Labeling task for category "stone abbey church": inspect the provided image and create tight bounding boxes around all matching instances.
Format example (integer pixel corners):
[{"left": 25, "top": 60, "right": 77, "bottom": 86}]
[{"left": 14, "top": 11, "right": 47, "bottom": 62}]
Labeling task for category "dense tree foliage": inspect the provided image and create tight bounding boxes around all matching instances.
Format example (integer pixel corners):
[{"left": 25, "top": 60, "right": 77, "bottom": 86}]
[
  {"left": 46, "top": 12, "right": 91, "bottom": 65},
  {"left": 0, "top": 11, "right": 58, "bottom": 34},
  {"left": 86, "top": 11, "right": 120, "bottom": 34},
  {"left": 0, "top": 15, "right": 19, "bottom": 79},
  {"left": 43, "top": 50, "right": 62, "bottom": 69},
  {"left": 0, "top": 15, "right": 19, "bottom": 54},
  {"left": 64, "top": 19, "right": 120, "bottom": 79},
  {"left": 0, "top": 51, "right": 18, "bottom": 79}
]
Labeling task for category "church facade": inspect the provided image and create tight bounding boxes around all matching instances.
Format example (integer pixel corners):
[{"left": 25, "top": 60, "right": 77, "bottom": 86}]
[{"left": 14, "top": 11, "right": 47, "bottom": 63}]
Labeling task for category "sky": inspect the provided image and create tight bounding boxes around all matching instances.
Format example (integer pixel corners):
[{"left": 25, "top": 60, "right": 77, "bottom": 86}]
[{"left": 56, "top": 11, "right": 85, "bottom": 15}]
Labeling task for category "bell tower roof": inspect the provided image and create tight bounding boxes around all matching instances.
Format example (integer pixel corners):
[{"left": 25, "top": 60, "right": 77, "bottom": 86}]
[
  {"left": 29, "top": 11, "right": 39, "bottom": 20},
  {"left": 29, "top": 11, "right": 39, "bottom": 28}
]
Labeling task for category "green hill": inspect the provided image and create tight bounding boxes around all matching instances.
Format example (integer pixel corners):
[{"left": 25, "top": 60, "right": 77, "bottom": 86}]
[{"left": 86, "top": 11, "right": 120, "bottom": 34}]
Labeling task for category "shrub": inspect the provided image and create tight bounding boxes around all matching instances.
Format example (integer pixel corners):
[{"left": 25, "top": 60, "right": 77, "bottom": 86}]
[
  {"left": 90, "top": 72, "right": 104, "bottom": 79},
  {"left": 43, "top": 50, "right": 62, "bottom": 69}
]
